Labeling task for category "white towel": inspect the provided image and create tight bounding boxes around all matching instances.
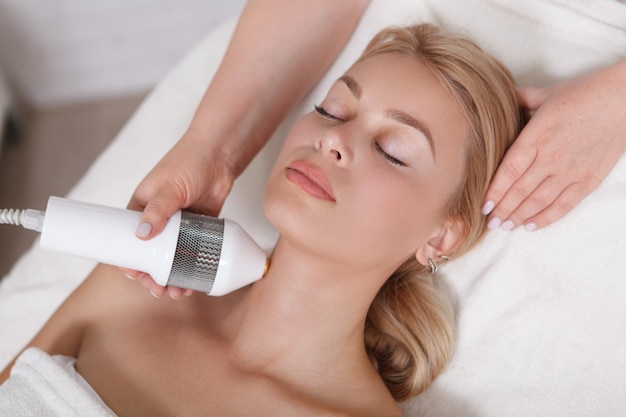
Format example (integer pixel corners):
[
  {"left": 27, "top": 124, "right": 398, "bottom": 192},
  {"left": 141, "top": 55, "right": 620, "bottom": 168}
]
[
  {"left": 0, "top": 1, "right": 625, "bottom": 416},
  {"left": 0, "top": 347, "right": 116, "bottom": 417}
]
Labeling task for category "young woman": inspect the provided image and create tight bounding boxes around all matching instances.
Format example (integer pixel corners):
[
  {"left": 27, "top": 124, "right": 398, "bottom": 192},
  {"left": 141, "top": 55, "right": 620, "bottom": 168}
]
[
  {"left": 0, "top": 23, "right": 524, "bottom": 416},
  {"left": 129, "top": 0, "right": 626, "bottom": 268}
]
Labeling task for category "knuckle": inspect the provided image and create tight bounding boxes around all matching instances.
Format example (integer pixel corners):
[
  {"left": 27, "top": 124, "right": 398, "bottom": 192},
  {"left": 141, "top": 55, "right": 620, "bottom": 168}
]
[
  {"left": 525, "top": 189, "right": 552, "bottom": 208},
  {"left": 500, "top": 162, "right": 523, "bottom": 181},
  {"left": 508, "top": 185, "right": 528, "bottom": 200}
]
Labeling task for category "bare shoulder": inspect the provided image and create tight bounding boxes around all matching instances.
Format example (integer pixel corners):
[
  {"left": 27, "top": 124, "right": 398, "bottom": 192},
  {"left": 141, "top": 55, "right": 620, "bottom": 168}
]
[
  {"left": 0, "top": 263, "right": 132, "bottom": 382},
  {"left": 28, "top": 264, "right": 137, "bottom": 351}
]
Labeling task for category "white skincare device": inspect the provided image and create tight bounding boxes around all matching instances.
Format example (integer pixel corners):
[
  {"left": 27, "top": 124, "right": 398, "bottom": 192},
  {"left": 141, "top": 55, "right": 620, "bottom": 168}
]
[{"left": 0, "top": 196, "right": 269, "bottom": 296}]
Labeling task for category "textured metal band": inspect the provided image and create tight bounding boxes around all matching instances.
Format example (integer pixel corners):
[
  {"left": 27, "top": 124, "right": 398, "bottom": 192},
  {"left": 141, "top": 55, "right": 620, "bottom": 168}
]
[{"left": 167, "top": 212, "right": 224, "bottom": 293}]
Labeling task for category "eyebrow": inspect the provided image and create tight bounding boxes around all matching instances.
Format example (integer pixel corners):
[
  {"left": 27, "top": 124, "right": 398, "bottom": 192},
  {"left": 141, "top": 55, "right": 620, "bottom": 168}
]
[
  {"left": 338, "top": 75, "right": 362, "bottom": 99},
  {"left": 338, "top": 75, "right": 436, "bottom": 159},
  {"left": 385, "top": 109, "right": 435, "bottom": 158}
]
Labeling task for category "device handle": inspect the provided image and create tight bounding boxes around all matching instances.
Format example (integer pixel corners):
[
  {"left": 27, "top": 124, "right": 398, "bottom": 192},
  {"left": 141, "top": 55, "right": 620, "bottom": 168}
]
[{"left": 40, "top": 196, "right": 181, "bottom": 285}]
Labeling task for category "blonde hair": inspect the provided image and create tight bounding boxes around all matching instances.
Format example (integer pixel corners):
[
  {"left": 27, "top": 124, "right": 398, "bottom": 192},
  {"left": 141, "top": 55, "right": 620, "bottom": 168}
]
[{"left": 359, "top": 24, "right": 527, "bottom": 401}]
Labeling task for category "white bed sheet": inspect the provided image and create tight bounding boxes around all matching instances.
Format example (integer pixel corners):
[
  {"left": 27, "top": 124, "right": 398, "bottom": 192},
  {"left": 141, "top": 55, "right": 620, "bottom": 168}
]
[{"left": 1, "top": 1, "right": 625, "bottom": 415}]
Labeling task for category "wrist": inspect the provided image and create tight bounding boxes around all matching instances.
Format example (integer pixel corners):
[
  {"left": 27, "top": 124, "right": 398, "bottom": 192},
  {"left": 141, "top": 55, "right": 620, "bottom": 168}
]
[
  {"left": 184, "top": 103, "right": 271, "bottom": 180},
  {"left": 182, "top": 116, "right": 240, "bottom": 173}
]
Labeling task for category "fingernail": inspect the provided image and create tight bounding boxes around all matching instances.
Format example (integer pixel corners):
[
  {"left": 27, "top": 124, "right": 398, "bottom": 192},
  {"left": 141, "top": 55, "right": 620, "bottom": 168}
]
[
  {"left": 149, "top": 290, "right": 162, "bottom": 299},
  {"left": 501, "top": 220, "right": 515, "bottom": 231},
  {"left": 488, "top": 217, "right": 502, "bottom": 230},
  {"left": 124, "top": 273, "right": 135, "bottom": 280},
  {"left": 136, "top": 222, "right": 152, "bottom": 238},
  {"left": 481, "top": 200, "right": 495, "bottom": 215},
  {"left": 524, "top": 222, "right": 538, "bottom": 231}
]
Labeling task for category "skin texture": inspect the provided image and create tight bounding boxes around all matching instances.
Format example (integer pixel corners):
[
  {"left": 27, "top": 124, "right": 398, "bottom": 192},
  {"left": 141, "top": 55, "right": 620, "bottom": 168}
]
[{"left": 1, "top": 53, "right": 470, "bottom": 416}]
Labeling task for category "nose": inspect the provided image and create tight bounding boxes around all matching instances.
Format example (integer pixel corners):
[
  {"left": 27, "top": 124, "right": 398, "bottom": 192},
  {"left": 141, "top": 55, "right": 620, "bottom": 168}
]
[{"left": 315, "top": 127, "right": 353, "bottom": 165}]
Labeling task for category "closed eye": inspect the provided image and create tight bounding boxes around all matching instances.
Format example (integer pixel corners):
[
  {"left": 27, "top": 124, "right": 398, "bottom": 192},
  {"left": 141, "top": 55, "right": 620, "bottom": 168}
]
[
  {"left": 375, "top": 142, "right": 407, "bottom": 167},
  {"left": 314, "top": 105, "right": 341, "bottom": 121}
]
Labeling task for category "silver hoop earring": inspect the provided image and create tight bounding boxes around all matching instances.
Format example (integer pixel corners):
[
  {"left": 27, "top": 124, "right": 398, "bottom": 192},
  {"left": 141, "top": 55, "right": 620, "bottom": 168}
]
[
  {"left": 427, "top": 255, "right": 451, "bottom": 274},
  {"left": 427, "top": 258, "right": 439, "bottom": 273}
]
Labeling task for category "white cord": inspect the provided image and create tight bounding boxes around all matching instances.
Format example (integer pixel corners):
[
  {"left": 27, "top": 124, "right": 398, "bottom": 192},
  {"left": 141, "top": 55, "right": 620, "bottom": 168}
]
[
  {"left": 0, "top": 208, "right": 45, "bottom": 232},
  {"left": 0, "top": 209, "right": 20, "bottom": 225}
]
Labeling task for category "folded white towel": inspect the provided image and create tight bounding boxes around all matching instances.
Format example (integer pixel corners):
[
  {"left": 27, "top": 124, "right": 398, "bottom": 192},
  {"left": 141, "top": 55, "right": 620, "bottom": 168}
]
[{"left": 0, "top": 347, "right": 116, "bottom": 417}]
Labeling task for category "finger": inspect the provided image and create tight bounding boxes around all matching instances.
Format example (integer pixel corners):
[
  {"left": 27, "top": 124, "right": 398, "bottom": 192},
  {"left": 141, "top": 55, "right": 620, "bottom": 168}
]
[
  {"left": 119, "top": 267, "right": 139, "bottom": 280},
  {"left": 135, "top": 273, "right": 167, "bottom": 298},
  {"left": 497, "top": 175, "right": 565, "bottom": 230},
  {"left": 523, "top": 182, "right": 596, "bottom": 231},
  {"left": 135, "top": 183, "right": 187, "bottom": 240},
  {"left": 167, "top": 286, "right": 186, "bottom": 300},
  {"left": 482, "top": 142, "right": 538, "bottom": 216},
  {"left": 120, "top": 265, "right": 193, "bottom": 299},
  {"left": 127, "top": 190, "right": 147, "bottom": 212},
  {"left": 517, "top": 87, "right": 549, "bottom": 111}
]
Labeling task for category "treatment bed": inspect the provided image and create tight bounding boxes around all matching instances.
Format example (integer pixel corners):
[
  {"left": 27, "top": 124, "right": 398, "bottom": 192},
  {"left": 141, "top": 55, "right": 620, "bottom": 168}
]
[{"left": 1, "top": 0, "right": 625, "bottom": 415}]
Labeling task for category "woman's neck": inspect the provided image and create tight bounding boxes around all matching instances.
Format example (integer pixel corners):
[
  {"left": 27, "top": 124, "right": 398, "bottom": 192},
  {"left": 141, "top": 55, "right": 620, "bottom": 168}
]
[{"left": 218, "top": 237, "right": 390, "bottom": 382}]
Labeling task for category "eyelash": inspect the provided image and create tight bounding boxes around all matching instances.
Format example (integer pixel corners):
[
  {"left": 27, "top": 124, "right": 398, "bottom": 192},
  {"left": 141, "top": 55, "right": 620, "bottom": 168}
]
[
  {"left": 375, "top": 142, "right": 407, "bottom": 167},
  {"left": 314, "top": 105, "right": 407, "bottom": 167},
  {"left": 314, "top": 104, "right": 340, "bottom": 121}
]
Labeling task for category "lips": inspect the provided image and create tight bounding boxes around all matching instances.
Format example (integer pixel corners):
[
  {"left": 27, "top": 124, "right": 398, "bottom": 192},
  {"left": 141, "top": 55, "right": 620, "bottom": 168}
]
[{"left": 285, "top": 160, "right": 336, "bottom": 202}]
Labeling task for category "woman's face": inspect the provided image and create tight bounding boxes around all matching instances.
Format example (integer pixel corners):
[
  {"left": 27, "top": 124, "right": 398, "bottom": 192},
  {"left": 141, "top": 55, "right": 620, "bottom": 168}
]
[{"left": 264, "top": 53, "right": 467, "bottom": 271}]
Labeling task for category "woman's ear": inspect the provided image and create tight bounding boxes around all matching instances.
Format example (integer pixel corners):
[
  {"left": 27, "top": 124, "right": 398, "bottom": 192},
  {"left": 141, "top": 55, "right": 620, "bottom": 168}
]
[{"left": 414, "top": 216, "right": 466, "bottom": 267}]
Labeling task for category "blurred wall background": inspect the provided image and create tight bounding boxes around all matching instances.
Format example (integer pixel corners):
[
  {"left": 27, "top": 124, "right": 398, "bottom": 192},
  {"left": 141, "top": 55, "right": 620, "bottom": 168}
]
[
  {"left": 0, "top": 1, "right": 246, "bottom": 277},
  {"left": 0, "top": 0, "right": 245, "bottom": 108}
]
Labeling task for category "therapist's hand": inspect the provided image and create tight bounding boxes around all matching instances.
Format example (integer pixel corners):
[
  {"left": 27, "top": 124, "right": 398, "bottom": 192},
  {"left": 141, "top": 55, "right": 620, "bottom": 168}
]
[
  {"left": 122, "top": 131, "right": 236, "bottom": 298},
  {"left": 482, "top": 59, "right": 626, "bottom": 231},
  {"left": 128, "top": 131, "right": 235, "bottom": 238}
]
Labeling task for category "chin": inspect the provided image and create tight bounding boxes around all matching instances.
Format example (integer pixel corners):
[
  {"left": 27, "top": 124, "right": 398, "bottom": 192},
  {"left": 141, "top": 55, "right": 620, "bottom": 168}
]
[
  {"left": 263, "top": 184, "right": 300, "bottom": 237},
  {"left": 264, "top": 171, "right": 324, "bottom": 233},
  {"left": 264, "top": 193, "right": 311, "bottom": 240}
]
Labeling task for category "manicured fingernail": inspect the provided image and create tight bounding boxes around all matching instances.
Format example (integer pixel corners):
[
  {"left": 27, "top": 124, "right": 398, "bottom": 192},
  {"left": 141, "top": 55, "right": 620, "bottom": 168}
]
[
  {"left": 501, "top": 220, "right": 515, "bottom": 231},
  {"left": 488, "top": 217, "right": 502, "bottom": 230},
  {"left": 481, "top": 200, "right": 495, "bottom": 215},
  {"left": 524, "top": 222, "right": 538, "bottom": 231},
  {"left": 136, "top": 222, "right": 152, "bottom": 238}
]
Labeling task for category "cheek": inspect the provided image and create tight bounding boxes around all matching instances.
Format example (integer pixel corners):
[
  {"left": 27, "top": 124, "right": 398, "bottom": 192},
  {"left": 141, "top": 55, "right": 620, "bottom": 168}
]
[
  {"left": 263, "top": 169, "right": 305, "bottom": 243},
  {"left": 262, "top": 117, "right": 314, "bottom": 213},
  {"left": 340, "top": 174, "right": 441, "bottom": 261}
]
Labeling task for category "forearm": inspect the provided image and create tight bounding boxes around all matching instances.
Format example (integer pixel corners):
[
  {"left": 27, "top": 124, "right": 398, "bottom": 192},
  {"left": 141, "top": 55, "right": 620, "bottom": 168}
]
[{"left": 185, "top": 0, "right": 369, "bottom": 178}]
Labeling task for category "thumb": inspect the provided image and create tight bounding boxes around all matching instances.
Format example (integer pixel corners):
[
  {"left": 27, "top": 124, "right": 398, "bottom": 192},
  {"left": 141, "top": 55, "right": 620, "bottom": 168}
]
[{"left": 135, "top": 186, "right": 186, "bottom": 240}]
